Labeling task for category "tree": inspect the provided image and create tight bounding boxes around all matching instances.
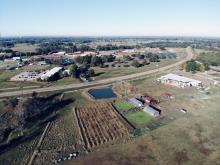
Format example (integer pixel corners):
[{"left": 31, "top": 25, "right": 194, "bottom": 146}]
[
  {"left": 75, "top": 56, "right": 84, "bottom": 64},
  {"left": 69, "top": 64, "right": 78, "bottom": 77},
  {"left": 142, "top": 59, "right": 150, "bottom": 65},
  {"left": 199, "top": 63, "right": 205, "bottom": 72},
  {"left": 136, "top": 54, "right": 145, "bottom": 59},
  {"left": 149, "top": 54, "right": 160, "bottom": 62},
  {"left": 91, "top": 56, "right": 103, "bottom": 66},
  {"left": 131, "top": 60, "right": 141, "bottom": 68},
  {"left": 86, "top": 69, "right": 95, "bottom": 77},
  {"left": 185, "top": 60, "right": 201, "bottom": 72}
]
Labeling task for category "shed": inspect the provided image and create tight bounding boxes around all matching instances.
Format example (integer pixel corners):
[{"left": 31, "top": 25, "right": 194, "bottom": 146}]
[
  {"left": 143, "top": 105, "right": 160, "bottom": 117},
  {"left": 129, "top": 98, "right": 143, "bottom": 108},
  {"left": 141, "top": 96, "right": 158, "bottom": 105}
]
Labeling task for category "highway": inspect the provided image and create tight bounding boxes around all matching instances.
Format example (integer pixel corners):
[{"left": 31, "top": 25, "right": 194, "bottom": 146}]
[{"left": 0, "top": 47, "right": 194, "bottom": 98}]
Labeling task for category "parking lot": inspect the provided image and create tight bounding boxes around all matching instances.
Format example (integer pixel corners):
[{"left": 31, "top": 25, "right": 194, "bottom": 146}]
[{"left": 10, "top": 71, "right": 44, "bottom": 81}]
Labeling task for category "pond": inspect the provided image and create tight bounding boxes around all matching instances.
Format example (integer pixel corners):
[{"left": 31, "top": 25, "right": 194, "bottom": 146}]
[{"left": 88, "top": 87, "right": 117, "bottom": 99}]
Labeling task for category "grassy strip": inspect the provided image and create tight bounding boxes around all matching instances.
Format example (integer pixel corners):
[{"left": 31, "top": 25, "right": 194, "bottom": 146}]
[
  {"left": 114, "top": 100, "right": 134, "bottom": 111},
  {"left": 127, "top": 111, "right": 151, "bottom": 125}
]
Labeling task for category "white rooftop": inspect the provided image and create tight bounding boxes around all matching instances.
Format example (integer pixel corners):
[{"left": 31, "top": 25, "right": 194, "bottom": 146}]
[
  {"left": 160, "top": 73, "right": 201, "bottom": 84},
  {"left": 41, "top": 67, "right": 62, "bottom": 79}
]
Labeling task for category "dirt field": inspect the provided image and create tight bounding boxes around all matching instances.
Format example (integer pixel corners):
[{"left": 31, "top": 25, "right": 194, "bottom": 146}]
[
  {"left": 75, "top": 103, "right": 129, "bottom": 149},
  {"left": 33, "top": 96, "right": 83, "bottom": 164},
  {"left": 65, "top": 72, "right": 220, "bottom": 165}
]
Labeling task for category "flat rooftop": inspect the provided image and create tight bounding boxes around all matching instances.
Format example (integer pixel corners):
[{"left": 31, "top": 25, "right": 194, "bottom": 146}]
[{"left": 160, "top": 73, "right": 201, "bottom": 83}]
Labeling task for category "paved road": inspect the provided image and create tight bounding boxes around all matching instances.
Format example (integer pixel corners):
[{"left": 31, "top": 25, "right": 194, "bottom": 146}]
[{"left": 0, "top": 47, "right": 194, "bottom": 98}]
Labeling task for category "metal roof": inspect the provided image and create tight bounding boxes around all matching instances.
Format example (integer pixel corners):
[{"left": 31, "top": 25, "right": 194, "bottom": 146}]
[
  {"left": 159, "top": 73, "right": 201, "bottom": 84},
  {"left": 41, "top": 67, "right": 62, "bottom": 79},
  {"left": 143, "top": 105, "right": 160, "bottom": 116},
  {"left": 129, "top": 98, "right": 143, "bottom": 107}
]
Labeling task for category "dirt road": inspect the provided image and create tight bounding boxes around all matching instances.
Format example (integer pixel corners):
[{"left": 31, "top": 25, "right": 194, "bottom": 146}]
[{"left": 0, "top": 47, "right": 194, "bottom": 98}]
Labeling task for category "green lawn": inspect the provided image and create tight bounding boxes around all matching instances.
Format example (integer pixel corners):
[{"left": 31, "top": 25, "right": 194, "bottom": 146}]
[
  {"left": 127, "top": 111, "right": 151, "bottom": 125},
  {"left": 114, "top": 100, "right": 134, "bottom": 111},
  {"left": 52, "top": 77, "right": 80, "bottom": 86},
  {"left": 11, "top": 43, "right": 38, "bottom": 52}
]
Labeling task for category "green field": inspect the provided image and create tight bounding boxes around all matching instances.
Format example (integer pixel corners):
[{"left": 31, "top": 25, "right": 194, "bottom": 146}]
[
  {"left": 114, "top": 100, "right": 134, "bottom": 111},
  {"left": 52, "top": 77, "right": 80, "bottom": 86},
  {"left": 196, "top": 51, "right": 220, "bottom": 66},
  {"left": 11, "top": 43, "right": 38, "bottom": 52},
  {"left": 92, "top": 60, "right": 174, "bottom": 80},
  {"left": 127, "top": 111, "right": 151, "bottom": 125}
]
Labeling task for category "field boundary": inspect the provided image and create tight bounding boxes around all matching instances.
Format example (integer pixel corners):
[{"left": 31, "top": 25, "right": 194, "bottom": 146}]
[
  {"left": 111, "top": 103, "right": 136, "bottom": 130},
  {"left": 27, "top": 122, "right": 51, "bottom": 165}
]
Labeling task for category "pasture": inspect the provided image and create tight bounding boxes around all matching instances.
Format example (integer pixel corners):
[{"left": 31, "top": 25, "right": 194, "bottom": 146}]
[
  {"left": 114, "top": 100, "right": 134, "bottom": 111},
  {"left": 127, "top": 111, "right": 151, "bottom": 125}
]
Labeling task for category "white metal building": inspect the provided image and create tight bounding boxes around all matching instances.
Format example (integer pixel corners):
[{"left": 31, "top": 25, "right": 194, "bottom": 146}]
[
  {"left": 143, "top": 105, "right": 160, "bottom": 117},
  {"left": 158, "top": 73, "right": 202, "bottom": 88},
  {"left": 41, "top": 67, "right": 63, "bottom": 80},
  {"left": 129, "top": 98, "right": 143, "bottom": 108}
]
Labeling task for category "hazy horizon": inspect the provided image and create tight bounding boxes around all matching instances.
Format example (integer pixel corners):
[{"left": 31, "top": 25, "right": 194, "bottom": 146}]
[{"left": 1, "top": 0, "right": 220, "bottom": 37}]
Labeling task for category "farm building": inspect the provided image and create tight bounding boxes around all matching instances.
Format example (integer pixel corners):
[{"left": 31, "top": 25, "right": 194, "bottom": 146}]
[
  {"left": 129, "top": 98, "right": 143, "bottom": 108},
  {"left": 143, "top": 105, "right": 160, "bottom": 117},
  {"left": 158, "top": 73, "right": 202, "bottom": 88},
  {"left": 141, "top": 96, "right": 158, "bottom": 105},
  {"left": 41, "top": 67, "right": 63, "bottom": 80}
]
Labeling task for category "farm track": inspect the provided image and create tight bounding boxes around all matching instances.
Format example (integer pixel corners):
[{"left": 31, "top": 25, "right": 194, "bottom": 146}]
[
  {"left": 27, "top": 122, "right": 51, "bottom": 165},
  {"left": 0, "top": 47, "right": 194, "bottom": 98},
  {"left": 75, "top": 103, "right": 129, "bottom": 149}
]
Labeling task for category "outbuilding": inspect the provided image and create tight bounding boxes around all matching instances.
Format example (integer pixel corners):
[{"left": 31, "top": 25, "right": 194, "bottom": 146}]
[
  {"left": 41, "top": 67, "right": 63, "bottom": 80},
  {"left": 158, "top": 73, "right": 202, "bottom": 88},
  {"left": 143, "top": 105, "right": 160, "bottom": 117},
  {"left": 141, "top": 96, "right": 158, "bottom": 105},
  {"left": 129, "top": 98, "right": 143, "bottom": 108}
]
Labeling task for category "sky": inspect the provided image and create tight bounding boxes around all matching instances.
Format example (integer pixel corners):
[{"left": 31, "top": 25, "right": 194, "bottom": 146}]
[{"left": 0, "top": 0, "right": 220, "bottom": 37}]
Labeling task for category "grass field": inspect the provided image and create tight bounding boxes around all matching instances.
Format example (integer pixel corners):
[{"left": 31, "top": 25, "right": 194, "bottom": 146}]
[
  {"left": 114, "top": 100, "right": 134, "bottom": 111},
  {"left": 92, "top": 48, "right": 187, "bottom": 80},
  {"left": 127, "top": 111, "right": 151, "bottom": 125},
  {"left": 52, "top": 77, "right": 80, "bottom": 86},
  {"left": 11, "top": 43, "right": 38, "bottom": 52},
  {"left": 66, "top": 72, "right": 220, "bottom": 165},
  {"left": 93, "top": 60, "right": 175, "bottom": 80}
]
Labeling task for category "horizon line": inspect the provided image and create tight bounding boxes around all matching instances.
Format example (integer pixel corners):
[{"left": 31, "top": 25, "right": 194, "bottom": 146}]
[{"left": 1, "top": 35, "right": 220, "bottom": 39}]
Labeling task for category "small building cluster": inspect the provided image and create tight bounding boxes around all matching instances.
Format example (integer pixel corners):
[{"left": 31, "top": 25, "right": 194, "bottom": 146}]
[
  {"left": 10, "top": 67, "right": 63, "bottom": 82},
  {"left": 158, "top": 73, "right": 202, "bottom": 88},
  {"left": 129, "top": 96, "right": 161, "bottom": 117}
]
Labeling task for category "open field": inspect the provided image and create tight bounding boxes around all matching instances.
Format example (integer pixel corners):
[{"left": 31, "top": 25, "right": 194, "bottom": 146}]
[
  {"left": 52, "top": 77, "right": 80, "bottom": 86},
  {"left": 114, "top": 100, "right": 134, "bottom": 111},
  {"left": 127, "top": 111, "right": 151, "bottom": 125},
  {"left": 66, "top": 73, "right": 220, "bottom": 165},
  {"left": 93, "top": 48, "right": 187, "bottom": 80},
  {"left": 0, "top": 129, "right": 42, "bottom": 165},
  {"left": 75, "top": 103, "right": 129, "bottom": 149},
  {"left": 34, "top": 106, "right": 83, "bottom": 164},
  {"left": 93, "top": 60, "right": 175, "bottom": 80},
  {"left": 11, "top": 43, "right": 38, "bottom": 52}
]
